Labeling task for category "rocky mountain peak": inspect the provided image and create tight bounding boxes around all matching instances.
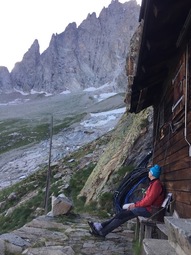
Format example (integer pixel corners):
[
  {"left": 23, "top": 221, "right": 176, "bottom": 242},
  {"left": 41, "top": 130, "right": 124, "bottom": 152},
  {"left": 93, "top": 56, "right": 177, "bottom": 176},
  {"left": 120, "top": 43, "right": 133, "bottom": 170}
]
[
  {"left": 0, "top": 0, "right": 140, "bottom": 94},
  {"left": 0, "top": 66, "right": 12, "bottom": 92}
]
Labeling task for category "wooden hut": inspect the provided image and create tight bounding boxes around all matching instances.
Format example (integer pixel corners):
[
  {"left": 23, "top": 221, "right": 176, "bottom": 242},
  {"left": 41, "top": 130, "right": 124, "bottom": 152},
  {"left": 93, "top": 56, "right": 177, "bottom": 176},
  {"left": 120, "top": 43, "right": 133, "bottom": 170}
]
[{"left": 127, "top": 0, "right": 191, "bottom": 218}]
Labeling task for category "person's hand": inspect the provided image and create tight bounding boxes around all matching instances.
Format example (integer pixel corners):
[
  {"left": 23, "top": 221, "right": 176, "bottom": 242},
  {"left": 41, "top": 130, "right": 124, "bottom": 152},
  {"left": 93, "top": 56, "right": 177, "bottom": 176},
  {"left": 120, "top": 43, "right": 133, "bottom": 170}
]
[{"left": 128, "top": 203, "right": 135, "bottom": 210}]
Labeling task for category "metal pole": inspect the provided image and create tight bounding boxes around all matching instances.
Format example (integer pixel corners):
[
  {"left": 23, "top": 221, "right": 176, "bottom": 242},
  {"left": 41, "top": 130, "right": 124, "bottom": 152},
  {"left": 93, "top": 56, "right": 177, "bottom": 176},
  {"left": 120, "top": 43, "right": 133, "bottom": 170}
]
[{"left": 45, "top": 115, "right": 53, "bottom": 214}]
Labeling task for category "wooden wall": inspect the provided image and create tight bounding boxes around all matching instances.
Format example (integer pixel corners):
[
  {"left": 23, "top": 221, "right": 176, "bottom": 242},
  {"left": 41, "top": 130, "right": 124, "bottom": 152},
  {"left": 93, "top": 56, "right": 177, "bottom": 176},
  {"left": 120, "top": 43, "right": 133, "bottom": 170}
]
[{"left": 152, "top": 48, "right": 191, "bottom": 218}]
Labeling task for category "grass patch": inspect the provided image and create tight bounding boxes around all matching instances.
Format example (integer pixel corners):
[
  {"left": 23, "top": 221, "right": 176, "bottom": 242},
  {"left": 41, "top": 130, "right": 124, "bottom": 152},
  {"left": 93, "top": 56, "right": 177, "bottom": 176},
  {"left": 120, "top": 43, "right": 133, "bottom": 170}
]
[
  {"left": 99, "top": 192, "right": 113, "bottom": 215},
  {"left": 0, "top": 206, "right": 33, "bottom": 233},
  {"left": 0, "top": 131, "right": 112, "bottom": 233},
  {"left": 0, "top": 119, "right": 50, "bottom": 154},
  {"left": 0, "top": 113, "right": 86, "bottom": 155},
  {"left": 0, "top": 169, "right": 48, "bottom": 214},
  {"left": 53, "top": 113, "right": 86, "bottom": 134},
  {"left": 133, "top": 239, "right": 142, "bottom": 255},
  {"left": 112, "top": 165, "right": 134, "bottom": 188},
  {"left": 66, "top": 163, "right": 96, "bottom": 212},
  {"left": 0, "top": 191, "right": 45, "bottom": 234}
]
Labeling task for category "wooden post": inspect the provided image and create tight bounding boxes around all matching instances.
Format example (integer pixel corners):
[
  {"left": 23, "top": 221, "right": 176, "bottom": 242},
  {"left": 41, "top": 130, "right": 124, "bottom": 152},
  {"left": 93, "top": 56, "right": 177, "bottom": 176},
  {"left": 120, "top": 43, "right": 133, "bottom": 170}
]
[
  {"left": 135, "top": 217, "right": 140, "bottom": 240},
  {"left": 139, "top": 220, "right": 145, "bottom": 243},
  {"left": 144, "top": 225, "right": 152, "bottom": 238},
  {"left": 44, "top": 115, "right": 53, "bottom": 214}
]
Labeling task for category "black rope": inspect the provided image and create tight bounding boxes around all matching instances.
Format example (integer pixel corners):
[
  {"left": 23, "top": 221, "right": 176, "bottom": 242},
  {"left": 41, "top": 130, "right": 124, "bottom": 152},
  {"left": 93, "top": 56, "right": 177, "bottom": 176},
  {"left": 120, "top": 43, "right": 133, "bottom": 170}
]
[{"left": 113, "top": 152, "right": 152, "bottom": 213}]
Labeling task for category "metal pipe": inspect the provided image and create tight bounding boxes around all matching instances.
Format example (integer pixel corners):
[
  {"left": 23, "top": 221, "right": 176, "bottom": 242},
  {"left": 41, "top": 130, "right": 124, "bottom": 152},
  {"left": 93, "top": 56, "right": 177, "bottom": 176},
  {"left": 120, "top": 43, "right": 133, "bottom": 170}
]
[{"left": 184, "top": 45, "right": 191, "bottom": 156}]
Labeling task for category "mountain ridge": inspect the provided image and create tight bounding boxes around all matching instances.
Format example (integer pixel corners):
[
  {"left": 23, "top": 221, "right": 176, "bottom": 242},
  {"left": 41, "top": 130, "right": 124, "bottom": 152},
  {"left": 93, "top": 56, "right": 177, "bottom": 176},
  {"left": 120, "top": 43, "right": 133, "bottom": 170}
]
[{"left": 0, "top": 0, "right": 140, "bottom": 94}]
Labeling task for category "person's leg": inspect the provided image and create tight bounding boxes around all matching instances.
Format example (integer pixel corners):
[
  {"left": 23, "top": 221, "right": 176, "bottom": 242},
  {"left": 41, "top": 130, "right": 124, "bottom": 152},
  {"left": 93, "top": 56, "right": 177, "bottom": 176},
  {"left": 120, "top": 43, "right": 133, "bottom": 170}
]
[
  {"left": 100, "top": 218, "right": 114, "bottom": 228},
  {"left": 89, "top": 216, "right": 116, "bottom": 232},
  {"left": 131, "top": 207, "right": 151, "bottom": 218},
  {"left": 88, "top": 217, "right": 115, "bottom": 235},
  {"left": 99, "top": 209, "right": 136, "bottom": 236},
  {"left": 89, "top": 207, "right": 151, "bottom": 237}
]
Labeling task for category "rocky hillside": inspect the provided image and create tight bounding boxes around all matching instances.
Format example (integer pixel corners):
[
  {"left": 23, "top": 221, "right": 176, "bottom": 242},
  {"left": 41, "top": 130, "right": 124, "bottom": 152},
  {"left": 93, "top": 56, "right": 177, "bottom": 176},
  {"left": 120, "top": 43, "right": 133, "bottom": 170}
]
[
  {"left": 79, "top": 108, "right": 153, "bottom": 204},
  {"left": 0, "top": 3, "right": 153, "bottom": 227},
  {"left": 0, "top": 108, "right": 152, "bottom": 255},
  {"left": 0, "top": 3, "right": 155, "bottom": 254},
  {"left": 0, "top": 0, "right": 140, "bottom": 94},
  {"left": 0, "top": 109, "right": 152, "bottom": 255},
  {"left": 78, "top": 19, "right": 153, "bottom": 205}
]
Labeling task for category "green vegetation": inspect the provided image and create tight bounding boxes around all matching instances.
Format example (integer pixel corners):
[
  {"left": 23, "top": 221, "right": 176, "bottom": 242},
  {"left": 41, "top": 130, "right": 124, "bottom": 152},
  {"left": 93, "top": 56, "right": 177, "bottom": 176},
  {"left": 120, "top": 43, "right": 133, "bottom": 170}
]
[
  {"left": 53, "top": 113, "right": 86, "bottom": 133},
  {"left": 133, "top": 239, "right": 142, "bottom": 255},
  {"left": 0, "top": 108, "right": 149, "bottom": 236},
  {"left": 0, "top": 113, "right": 86, "bottom": 155},
  {"left": 112, "top": 165, "right": 134, "bottom": 187},
  {"left": 0, "top": 170, "right": 47, "bottom": 233},
  {"left": 66, "top": 163, "right": 96, "bottom": 212},
  {"left": 99, "top": 192, "right": 113, "bottom": 214},
  {"left": 0, "top": 131, "right": 112, "bottom": 234},
  {"left": 0, "top": 204, "right": 33, "bottom": 232}
]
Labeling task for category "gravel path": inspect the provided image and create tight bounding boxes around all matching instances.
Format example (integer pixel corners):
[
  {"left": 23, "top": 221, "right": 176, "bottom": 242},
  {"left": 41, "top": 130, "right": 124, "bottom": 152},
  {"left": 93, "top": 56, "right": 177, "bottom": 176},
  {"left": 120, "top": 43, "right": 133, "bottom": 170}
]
[{"left": 0, "top": 214, "right": 135, "bottom": 255}]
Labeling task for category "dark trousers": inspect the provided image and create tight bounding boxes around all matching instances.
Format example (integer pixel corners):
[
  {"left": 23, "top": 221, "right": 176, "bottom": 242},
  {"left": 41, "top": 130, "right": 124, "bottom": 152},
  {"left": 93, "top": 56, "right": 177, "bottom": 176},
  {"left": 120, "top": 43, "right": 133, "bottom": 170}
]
[{"left": 100, "top": 207, "right": 151, "bottom": 236}]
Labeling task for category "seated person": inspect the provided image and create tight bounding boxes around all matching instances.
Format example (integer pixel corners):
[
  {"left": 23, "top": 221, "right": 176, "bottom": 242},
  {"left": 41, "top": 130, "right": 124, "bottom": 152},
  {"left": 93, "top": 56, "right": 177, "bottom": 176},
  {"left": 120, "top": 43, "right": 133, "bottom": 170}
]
[{"left": 88, "top": 164, "right": 164, "bottom": 237}]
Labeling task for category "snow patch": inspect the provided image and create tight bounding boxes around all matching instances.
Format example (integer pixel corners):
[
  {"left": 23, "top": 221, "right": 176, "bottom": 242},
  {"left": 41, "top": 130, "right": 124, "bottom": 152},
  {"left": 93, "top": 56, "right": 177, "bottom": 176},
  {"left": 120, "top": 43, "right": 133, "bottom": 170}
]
[
  {"left": 31, "top": 89, "right": 52, "bottom": 97},
  {"left": 14, "top": 88, "right": 29, "bottom": 95},
  {"left": 80, "top": 107, "right": 126, "bottom": 128},
  {"left": 60, "top": 90, "right": 71, "bottom": 95},
  {"left": 83, "top": 82, "right": 112, "bottom": 92},
  {"left": 91, "top": 107, "right": 126, "bottom": 117},
  {"left": 83, "top": 87, "right": 97, "bottom": 92},
  {"left": 96, "top": 92, "right": 117, "bottom": 102},
  {"left": 0, "top": 98, "right": 30, "bottom": 106}
]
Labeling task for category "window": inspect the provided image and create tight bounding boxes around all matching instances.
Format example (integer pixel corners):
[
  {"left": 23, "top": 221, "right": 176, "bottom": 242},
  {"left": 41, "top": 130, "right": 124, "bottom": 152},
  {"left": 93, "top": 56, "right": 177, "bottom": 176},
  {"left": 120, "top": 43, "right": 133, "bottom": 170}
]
[{"left": 172, "top": 52, "right": 186, "bottom": 119}]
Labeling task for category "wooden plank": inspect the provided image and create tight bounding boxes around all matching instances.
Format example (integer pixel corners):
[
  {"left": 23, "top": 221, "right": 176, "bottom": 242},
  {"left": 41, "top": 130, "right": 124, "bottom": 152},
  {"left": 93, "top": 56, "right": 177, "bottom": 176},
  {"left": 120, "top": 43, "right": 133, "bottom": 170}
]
[
  {"left": 175, "top": 202, "right": 191, "bottom": 218},
  {"left": 165, "top": 180, "right": 191, "bottom": 192},
  {"left": 154, "top": 133, "right": 184, "bottom": 160},
  {"left": 156, "top": 223, "right": 168, "bottom": 239},
  {"left": 145, "top": 225, "right": 153, "bottom": 238},
  {"left": 162, "top": 168, "right": 191, "bottom": 180},
  {"left": 154, "top": 112, "right": 191, "bottom": 159},
  {"left": 165, "top": 147, "right": 191, "bottom": 164},
  {"left": 175, "top": 191, "right": 191, "bottom": 204},
  {"left": 151, "top": 72, "right": 191, "bottom": 219},
  {"left": 138, "top": 216, "right": 145, "bottom": 243},
  {"left": 154, "top": 132, "right": 186, "bottom": 160},
  {"left": 154, "top": 152, "right": 188, "bottom": 171},
  {"left": 162, "top": 158, "right": 191, "bottom": 173},
  {"left": 154, "top": 145, "right": 190, "bottom": 166}
]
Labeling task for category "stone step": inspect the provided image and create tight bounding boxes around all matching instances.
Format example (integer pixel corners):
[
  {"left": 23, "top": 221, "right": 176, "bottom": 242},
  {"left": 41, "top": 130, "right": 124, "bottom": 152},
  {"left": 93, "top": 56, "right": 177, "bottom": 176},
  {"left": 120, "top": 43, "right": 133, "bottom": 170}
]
[
  {"left": 164, "top": 216, "right": 191, "bottom": 255},
  {"left": 142, "top": 239, "right": 178, "bottom": 255},
  {"left": 156, "top": 223, "right": 168, "bottom": 239}
]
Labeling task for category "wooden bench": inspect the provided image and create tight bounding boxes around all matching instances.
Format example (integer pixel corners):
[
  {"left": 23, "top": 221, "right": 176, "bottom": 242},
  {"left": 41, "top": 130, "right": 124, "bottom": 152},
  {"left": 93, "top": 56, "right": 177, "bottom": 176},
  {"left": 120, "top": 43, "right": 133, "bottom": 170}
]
[{"left": 135, "top": 193, "right": 173, "bottom": 243}]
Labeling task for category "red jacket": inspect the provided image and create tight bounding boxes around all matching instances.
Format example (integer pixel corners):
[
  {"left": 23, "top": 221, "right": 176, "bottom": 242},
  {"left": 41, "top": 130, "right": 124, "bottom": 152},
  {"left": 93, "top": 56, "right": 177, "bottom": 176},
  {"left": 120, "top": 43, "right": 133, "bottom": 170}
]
[{"left": 135, "top": 179, "right": 164, "bottom": 213}]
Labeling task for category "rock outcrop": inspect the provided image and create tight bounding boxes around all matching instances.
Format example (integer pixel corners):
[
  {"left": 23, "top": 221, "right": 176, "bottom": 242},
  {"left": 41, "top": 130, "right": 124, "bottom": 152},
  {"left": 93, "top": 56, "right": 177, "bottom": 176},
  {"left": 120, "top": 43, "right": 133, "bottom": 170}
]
[
  {"left": 79, "top": 22, "right": 153, "bottom": 204},
  {"left": 79, "top": 108, "right": 153, "bottom": 204},
  {"left": 11, "top": 40, "right": 41, "bottom": 92},
  {"left": 0, "top": 0, "right": 140, "bottom": 94},
  {"left": 0, "top": 66, "right": 13, "bottom": 92}
]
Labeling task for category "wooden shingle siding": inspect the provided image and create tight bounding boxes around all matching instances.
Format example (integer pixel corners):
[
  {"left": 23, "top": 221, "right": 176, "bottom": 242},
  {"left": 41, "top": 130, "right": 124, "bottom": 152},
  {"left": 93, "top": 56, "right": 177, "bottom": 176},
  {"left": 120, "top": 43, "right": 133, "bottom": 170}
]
[
  {"left": 129, "top": 1, "right": 191, "bottom": 218},
  {"left": 152, "top": 48, "right": 191, "bottom": 218}
]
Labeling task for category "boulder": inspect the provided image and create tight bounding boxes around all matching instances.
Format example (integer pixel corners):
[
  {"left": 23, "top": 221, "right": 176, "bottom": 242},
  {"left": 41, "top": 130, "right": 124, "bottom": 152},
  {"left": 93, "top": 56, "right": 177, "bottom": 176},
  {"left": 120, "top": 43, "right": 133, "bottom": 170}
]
[{"left": 48, "top": 194, "right": 73, "bottom": 217}]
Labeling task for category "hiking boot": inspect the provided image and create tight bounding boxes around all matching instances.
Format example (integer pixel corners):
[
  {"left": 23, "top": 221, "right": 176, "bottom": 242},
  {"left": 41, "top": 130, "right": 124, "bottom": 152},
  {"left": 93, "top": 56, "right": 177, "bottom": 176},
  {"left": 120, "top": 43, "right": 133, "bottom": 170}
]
[
  {"left": 88, "top": 221, "right": 99, "bottom": 235},
  {"left": 89, "top": 229, "right": 105, "bottom": 238}
]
